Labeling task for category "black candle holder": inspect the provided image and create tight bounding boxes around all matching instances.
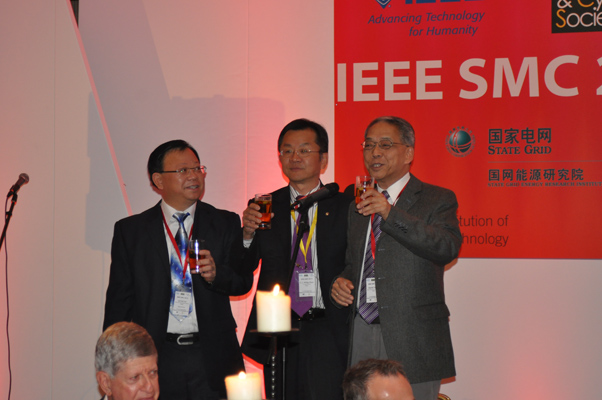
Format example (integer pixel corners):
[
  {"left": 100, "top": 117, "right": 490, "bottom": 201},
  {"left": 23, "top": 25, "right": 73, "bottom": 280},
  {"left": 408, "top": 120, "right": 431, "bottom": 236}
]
[{"left": 249, "top": 328, "right": 299, "bottom": 400}]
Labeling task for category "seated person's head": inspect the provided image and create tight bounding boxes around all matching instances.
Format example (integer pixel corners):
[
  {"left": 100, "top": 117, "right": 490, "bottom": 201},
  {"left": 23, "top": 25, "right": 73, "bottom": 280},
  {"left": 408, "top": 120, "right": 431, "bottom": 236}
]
[
  {"left": 343, "top": 359, "right": 414, "bottom": 400},
  {"left": 95, "top": 322, "right": 159, "bottom": 400}
]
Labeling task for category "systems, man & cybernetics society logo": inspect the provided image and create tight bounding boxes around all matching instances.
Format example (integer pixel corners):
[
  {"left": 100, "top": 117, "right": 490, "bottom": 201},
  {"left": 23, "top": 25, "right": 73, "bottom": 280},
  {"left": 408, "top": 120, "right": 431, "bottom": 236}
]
[
  {"left": 552, "top": 0, "right": 602, "bottom": 33},
  {"left": 446, "top": 127, "right": 475, "bottom": 157}
]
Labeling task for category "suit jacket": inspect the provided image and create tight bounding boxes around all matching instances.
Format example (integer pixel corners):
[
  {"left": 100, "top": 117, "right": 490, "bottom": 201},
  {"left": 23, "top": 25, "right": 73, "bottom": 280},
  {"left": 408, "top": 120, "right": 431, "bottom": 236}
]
[
  {"left": 242, "top": 185, "right": 352, "bottom": 364},
  {"left": 340, "top": 175, "right": 462, "bottom": 384},
  {"left": 103, "top": 200, "right": 252, "bottom": 394}
]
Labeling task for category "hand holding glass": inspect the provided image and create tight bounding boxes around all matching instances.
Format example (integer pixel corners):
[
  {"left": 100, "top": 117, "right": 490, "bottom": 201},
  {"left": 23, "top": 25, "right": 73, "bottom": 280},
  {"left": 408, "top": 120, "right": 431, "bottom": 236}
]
[
  {"left": 355, "top": 176, "right": 374, "bottom": 204},
  {"left": 188, "top": 239, "right": 206, "bottom": 274},
  {"left": 254, "top": 193, "right": 272, "bottom": 230}
]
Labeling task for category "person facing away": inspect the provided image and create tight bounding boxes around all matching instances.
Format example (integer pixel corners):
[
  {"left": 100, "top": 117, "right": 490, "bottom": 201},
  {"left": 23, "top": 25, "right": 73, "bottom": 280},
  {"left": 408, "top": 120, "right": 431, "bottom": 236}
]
[
  {"left": 95, "top": 321, "right": 159, "bottom": 400},
  {"left": 241, "top": 118, "right": 353, "bottom": 400},
  {"left": 103, "top": 139, "right": 253, "bottom": 399},
  {"left": 342, "top": 358, "right": 415, "bottom": 400},
  {"left": 332, "top": 116, "right": 462, "bottom": 400}
]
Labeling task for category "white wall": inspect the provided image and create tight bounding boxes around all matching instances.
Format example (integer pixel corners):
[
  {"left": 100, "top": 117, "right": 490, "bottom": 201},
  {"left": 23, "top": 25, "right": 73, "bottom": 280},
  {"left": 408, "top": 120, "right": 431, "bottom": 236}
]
[
  {"left": 0, "top": 0, "right": 57, "bottom": 398},
  {"left": 0, "top": 0, "right": 599, "bottom": 399}
]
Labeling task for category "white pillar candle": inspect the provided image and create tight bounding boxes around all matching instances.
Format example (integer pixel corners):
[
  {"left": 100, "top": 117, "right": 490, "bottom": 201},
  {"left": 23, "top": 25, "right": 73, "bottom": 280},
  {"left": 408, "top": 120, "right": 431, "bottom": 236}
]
[
  {"left": 256, "top": 285, "right": 291, "bottom": 332},
  {"left": 225, "top": 372, "right": 262, "bottom": 400}
]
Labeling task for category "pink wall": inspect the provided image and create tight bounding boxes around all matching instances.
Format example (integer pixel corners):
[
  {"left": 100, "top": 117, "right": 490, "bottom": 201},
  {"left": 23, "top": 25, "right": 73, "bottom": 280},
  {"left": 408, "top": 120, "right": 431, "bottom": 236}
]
[{"left": 0, "top": 0, "right": 600, "bottom": 399}]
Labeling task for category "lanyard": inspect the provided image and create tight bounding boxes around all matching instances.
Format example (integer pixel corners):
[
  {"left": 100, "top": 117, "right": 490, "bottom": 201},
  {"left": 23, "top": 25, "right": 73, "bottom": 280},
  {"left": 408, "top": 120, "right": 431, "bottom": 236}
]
[
  {"left": 161, "top": 211, "right": 193, "bottom": 277},
  {"left": 290, "top": 205, "right": 318, "bottom": 265}
]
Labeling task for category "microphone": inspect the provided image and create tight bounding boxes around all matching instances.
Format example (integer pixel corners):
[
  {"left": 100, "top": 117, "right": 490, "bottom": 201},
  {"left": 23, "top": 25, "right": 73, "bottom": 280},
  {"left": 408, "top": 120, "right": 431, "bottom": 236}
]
[
  {"left": 291, "top": 183, "right": 339, "bottom": 211},
  {"left": 7, "top": 173, "right": 30, "bottom": 198}
]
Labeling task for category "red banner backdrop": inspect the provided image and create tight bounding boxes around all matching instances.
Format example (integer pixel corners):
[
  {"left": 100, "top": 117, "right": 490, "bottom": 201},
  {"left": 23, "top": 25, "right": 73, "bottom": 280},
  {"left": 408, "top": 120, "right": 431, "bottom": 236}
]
[{"left": 334, "top": 0, "right": 602, "bottom": 259}]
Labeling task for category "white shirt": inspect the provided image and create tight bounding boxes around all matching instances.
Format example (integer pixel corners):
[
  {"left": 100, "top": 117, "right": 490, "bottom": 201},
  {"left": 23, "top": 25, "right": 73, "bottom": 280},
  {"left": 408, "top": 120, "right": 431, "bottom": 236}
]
[{"left": 161, "top": 200, "right": 200, "bottom": 334}]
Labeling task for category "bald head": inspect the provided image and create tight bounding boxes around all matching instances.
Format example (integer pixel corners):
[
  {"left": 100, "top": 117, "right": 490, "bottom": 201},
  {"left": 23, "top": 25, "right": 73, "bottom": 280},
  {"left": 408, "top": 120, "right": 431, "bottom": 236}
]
[{"left": 366, "top": 373, "right": 414, "bottom": 400}]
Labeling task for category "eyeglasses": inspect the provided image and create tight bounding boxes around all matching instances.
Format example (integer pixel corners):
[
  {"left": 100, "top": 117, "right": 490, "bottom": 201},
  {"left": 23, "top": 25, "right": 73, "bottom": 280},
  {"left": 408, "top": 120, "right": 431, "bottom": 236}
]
[
  {"left": 159, "top": 166, "right": 207, "bottom": 175},
  {"left": 279, "top": 148, "right": 321, "bottom": 158},
  {"left": 362, "top": 139, "right": 405, "bottom": 151}
]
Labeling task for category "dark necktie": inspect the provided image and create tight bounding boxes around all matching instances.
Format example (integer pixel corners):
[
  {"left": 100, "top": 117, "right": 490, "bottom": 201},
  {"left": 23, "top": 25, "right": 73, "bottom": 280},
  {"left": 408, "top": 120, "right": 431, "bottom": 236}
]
[{"left": 358, "top": 190, "right": 390, "bottom": 323}]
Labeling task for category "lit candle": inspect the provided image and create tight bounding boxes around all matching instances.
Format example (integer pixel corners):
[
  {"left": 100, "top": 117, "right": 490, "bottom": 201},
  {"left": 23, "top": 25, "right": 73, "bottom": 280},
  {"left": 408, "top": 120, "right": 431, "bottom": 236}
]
[
  {"left": 225, "top": 371, "right": 262, "bottom": 400},
  {"left": 256, "top": 285, "right": 291, "bottom": 332}
]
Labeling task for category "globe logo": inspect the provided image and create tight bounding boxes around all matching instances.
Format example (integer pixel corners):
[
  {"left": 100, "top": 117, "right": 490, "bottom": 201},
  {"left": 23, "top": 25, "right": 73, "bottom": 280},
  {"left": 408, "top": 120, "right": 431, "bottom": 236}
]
[{"left": 446, "top": 127, "right": 474, "bottom": 157}]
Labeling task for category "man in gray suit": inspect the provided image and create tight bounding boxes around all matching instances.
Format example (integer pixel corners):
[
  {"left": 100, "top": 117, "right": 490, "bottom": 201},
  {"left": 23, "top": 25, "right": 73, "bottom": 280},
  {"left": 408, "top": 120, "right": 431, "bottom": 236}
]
[{"left": 332, "top": 116, "right": 461, "bottom": 400}]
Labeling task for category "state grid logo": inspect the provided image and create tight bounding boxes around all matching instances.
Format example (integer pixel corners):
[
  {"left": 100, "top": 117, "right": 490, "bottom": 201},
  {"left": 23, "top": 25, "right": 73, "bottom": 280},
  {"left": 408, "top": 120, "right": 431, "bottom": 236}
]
[
  {"left": 375, "top": 0, "right": 393, "bottom": 8},
  {"left": 446, "top": 127, "right": 475, "bottom": 157}
]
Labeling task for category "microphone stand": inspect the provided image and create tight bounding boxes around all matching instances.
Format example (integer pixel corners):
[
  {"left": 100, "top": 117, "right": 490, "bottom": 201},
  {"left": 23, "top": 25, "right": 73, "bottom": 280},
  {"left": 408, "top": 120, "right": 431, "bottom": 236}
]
[{"left": 1, "top": 193, "right": 19, "bottom": 251}]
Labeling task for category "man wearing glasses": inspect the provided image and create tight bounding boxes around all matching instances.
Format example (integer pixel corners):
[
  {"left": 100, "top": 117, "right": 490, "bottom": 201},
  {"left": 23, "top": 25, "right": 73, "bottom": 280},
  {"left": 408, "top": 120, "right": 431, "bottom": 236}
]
[
  {"left": 331, "top": 117, "right": 462, "bottom": 400},
  {"left": 103, "top": 140, "right": 253, "bottom": 400},
  {"left": 241, "top": 119, "right": 353, "bottom": 400}
]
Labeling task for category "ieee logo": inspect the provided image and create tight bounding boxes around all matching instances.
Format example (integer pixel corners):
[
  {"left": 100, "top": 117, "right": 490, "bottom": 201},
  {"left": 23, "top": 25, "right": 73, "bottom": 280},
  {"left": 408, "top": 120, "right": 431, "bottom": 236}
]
[
  {"left": 375, "top": 0, "right": 392, "bottom": 8},
  {"left": 376, "top": 0, "right": 482, "bottom": 8}
]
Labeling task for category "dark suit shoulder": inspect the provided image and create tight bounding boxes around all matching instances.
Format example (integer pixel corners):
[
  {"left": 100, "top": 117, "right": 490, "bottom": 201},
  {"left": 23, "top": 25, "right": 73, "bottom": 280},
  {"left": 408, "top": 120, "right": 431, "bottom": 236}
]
[
  {"left": 245, "top": 186, "right": 288, "bottom": 206},
  {"left": 271, "top": 186, "right": 290, "bottom": 197},
  {"left": 343, "top": 183, "right": 354, "bottom": 198},
  {"left": 319, "top": 190, "right": 354, "bottom": 216},
  {"left": 196, "top": 201, "right": 240, "bottom": 221},
  {"left": 409, "top": 175, "right": 457, "bottom": 199},
  {"left": 333, "top": 189, "right": 354, "bottom": 204},
  {"left": 114, "top": 202, "right": 161, "bottom": 228},
  {"left": 268, "top": 186, "right": 290, "bottom": 205}
]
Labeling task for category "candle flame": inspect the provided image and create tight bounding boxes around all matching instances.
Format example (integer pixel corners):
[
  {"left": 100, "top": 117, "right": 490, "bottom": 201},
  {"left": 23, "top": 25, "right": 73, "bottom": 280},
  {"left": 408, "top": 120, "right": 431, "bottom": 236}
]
[
  {"left": 272, "top": 285, "right": 280, "bottom": 295},
  {"left": 238, "top": 371, "right": 246, "bottom": 379}
]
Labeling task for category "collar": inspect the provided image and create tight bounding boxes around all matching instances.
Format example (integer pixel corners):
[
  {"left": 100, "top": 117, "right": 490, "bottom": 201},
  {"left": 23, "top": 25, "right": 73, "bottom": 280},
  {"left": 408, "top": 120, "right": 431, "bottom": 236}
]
[
  {"left": 378, "top": 173, "right": 410, "bottom": 205},
  {"left": 160, "top": 200, "right": 197, "bottom": 223},
  {"left": 288, "top": 182, "right": 322, "bottom": 203}
]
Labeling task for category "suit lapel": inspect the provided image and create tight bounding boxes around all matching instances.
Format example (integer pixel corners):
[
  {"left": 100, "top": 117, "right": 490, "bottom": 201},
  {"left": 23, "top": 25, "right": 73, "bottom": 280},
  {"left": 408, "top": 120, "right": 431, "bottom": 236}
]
[
  {"left": 350, "top": 207, "right": 370, "bottom": 271},
  {"left": 395, "top": 175, "right": 421, "bottom": 212},
  {"left": 272, "top": 188, "right": 292, "bottom": 255},
  {"left": 315, "top": 196, "right": 336, "bottom": 258},
  {"left": 192, "top": 201, "right": 211, "bottom": 242}
]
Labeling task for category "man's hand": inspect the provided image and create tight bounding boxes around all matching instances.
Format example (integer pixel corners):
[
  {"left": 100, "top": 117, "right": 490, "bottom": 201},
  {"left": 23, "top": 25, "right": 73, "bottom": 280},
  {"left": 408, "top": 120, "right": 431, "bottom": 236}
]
[
  {"left": 356, "top": 188, "right": 392, "bottom": 220},
  {"left": 242, "top": 203, "right": 265, "bottom": 240},
  {"left": 332, "top": 277, "right": 355, "bottom": 307},
  {"left": 193, "top": 249, "right": 216, "bottom": 283}
]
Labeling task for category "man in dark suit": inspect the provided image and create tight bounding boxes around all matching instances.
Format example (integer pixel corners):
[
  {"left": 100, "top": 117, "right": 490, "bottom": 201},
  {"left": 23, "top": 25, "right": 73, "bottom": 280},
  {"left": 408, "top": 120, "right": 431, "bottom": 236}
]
[
  {"left": 241, "top": 119, "right": 353, "bottom": 400},
  {"left": 103, "top": 140, "right": 253, "bottom": 400},
  {"left": 332, "top": 116, "right": 462, "bottom": 400}
]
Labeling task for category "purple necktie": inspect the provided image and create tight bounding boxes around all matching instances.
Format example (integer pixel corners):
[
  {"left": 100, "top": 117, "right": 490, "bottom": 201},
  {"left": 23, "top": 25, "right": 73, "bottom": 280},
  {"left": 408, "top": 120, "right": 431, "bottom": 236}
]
[
  {"left": 289, "top": 212, "right": 313, "bottom": 317},
  {"left": 358, "top": 190, "right": 390, "bottom": 323}
]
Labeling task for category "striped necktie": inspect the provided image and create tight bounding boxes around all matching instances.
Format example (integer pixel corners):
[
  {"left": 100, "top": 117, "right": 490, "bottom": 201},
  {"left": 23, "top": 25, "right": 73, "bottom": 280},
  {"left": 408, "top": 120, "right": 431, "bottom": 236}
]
[{"left": 358, "top": 190, "right": 390, "bottom": 323}]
